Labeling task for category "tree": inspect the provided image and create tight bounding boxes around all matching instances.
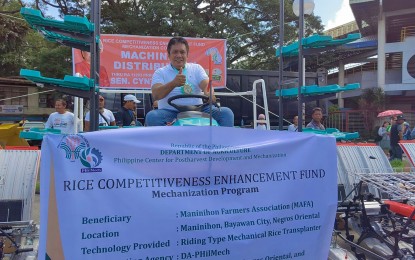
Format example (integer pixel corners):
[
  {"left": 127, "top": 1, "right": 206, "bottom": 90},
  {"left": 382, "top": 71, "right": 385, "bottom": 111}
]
[
  {"left": 24, "top": 33, "right": 72, "bottom": 78},
  {"left": 0, "top": 0, "right": 72, "bottom": 77},
  {"left": 357, "top": 87, "right": 387, "bottom": 139},
  {"left": 0, "top": 0, "right": 27, "bottom": 45},
  {"left": 0, "top": 24, "right": 72, "bottom": 78},
  {"left": 357, "top": 87, "right": 386, "bottom": 112},
  {"left": 1, "top": 0, "right": 325, "bottom": 78},
  {"left": 0, "top": 0, "right": 29, "bottom": 76}
]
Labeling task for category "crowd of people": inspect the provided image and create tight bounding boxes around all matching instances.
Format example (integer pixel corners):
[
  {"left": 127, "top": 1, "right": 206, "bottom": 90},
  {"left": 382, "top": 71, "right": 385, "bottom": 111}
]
[
  {"left": 376, "top": 115, "right": 414, "bottom": 161},
  {"left": 45, "top": 94, "right": 329, "bottom": 134},
  {"left": 45, "top": 99, "right": 330, "bottom": 135},
  {"left": 44, "top": 93, "right": 413, "bottom": 163},
  {"left": 44, "top": 36, "right": 415, "bottom": 158}
]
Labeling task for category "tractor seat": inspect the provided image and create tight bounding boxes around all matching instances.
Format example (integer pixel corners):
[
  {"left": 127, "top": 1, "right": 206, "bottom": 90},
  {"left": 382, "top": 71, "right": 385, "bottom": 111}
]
[{"left": 177, "top": 111, "right": 211, "bottom": 119}]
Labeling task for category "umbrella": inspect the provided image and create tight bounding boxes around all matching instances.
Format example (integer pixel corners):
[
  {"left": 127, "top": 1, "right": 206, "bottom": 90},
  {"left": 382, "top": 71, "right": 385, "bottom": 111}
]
[{"left": 377, "top": 110, "right": 403, "bottom": 118}]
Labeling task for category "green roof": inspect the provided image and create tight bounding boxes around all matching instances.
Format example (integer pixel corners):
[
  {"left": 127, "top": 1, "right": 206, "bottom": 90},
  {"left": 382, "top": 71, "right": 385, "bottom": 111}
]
[
  {"left": 20, "top": 69, "right": 95, "bottom": 91},
  {"left": 19, "top": 128, "right": 61, "bottom": 140},
  {"left": 302, "top": 128, "right": 360, "bottom": 141},
  {"left": 275, "top": 83, "right": 360, "bottom": 98},
  {"left": 20, "top": 8, "right": 95, "bottom": 50},
  {"left": 276, "top": 33, "right": 361, "bottom": 57}
]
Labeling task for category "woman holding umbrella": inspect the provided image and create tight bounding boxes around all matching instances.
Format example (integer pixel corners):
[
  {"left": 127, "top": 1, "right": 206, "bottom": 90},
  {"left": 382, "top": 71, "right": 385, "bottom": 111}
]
[
  {"left": 377, "top": 110, "right": 402, "bottom": 159},
  {"left": 377, "top": 110, "right": 402, "bottom": 134}
]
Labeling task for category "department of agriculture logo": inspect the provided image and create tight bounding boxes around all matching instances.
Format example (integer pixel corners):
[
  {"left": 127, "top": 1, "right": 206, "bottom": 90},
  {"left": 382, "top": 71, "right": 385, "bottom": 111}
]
[{"left": 58, "top": 135, "right": 103, "bottom": 172}]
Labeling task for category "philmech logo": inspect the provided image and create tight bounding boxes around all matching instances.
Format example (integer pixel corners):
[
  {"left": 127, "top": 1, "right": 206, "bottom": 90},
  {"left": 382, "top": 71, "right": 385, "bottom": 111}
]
[{"left": 58, "top": 135, "right": 103, "bottom": 173}]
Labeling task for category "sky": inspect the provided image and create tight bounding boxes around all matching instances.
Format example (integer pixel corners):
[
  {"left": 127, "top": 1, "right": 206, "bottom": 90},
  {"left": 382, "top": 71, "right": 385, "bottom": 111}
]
[{"left": 313, "top": 0, "right": 355, "bottom": 30}]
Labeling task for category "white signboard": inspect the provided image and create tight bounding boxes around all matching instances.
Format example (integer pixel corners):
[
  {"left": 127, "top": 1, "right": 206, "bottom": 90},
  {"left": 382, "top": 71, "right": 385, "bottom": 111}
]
[
  {"left": 0, "top": 105, "right": 23, "bottom": 114},
  {"left": 39, "top": 127, "right": 337, "bottom": 259}
]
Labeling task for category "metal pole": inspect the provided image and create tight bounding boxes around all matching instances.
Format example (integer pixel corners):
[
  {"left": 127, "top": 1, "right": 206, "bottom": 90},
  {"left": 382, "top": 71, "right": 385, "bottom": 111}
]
[
  {"left": 89, "top": 1, "right": 97, "bottom": 131},
  {"left": 89, "top": 0, "right": 101, "bottom": 132},
  {"left": 208, "top": 56, "right": 213, "bottom": 126},
  {"left": 278, "top": 0, "right": 284, "bottom": 130},
  {"left": 209, "top": 77, "right": 213, "bottom": 127},
  {"left": 297, "top": 0, "right": 304, "bottom": 132},
  {"left": 95, "top": 0, "right": 101, "bottom": 93},
  {"left": 95, "top": 0, "right": 102, "bottom": 131}
]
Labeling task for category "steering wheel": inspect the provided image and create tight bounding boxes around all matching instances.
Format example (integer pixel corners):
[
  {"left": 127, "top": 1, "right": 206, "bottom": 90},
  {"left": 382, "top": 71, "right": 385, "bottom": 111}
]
[{"left": 167, "top": 94, "right": 217, "bottom": 112}]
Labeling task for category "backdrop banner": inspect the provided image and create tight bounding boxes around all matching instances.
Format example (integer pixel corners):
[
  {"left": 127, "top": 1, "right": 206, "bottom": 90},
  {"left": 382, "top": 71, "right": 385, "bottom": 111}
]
[
  {"left": 38, "top": 127, "right": 337, "bottom": 259},
  {"left": 72, "top": 35, "right": 226, "bottom": 89}
]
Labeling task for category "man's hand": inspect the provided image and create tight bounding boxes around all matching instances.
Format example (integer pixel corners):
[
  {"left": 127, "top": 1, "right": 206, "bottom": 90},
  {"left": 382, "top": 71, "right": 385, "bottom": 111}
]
[
  {"left": 208, "top": 95, "right": 217, "bottom": 103},
  {"left": 203, "top": 88, "right": 216, "bottom": 103},
  {"left": 172, "top": 67, "right": 186, "bottom": 87},
  {"left": 152, "top": 67, "right": 185, "bottom": 100}
]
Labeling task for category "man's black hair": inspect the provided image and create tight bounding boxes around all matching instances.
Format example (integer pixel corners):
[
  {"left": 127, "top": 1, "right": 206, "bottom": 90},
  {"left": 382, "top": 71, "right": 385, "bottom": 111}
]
[{"left": 167, "top": 36, "right": 189, "bottom": 54}]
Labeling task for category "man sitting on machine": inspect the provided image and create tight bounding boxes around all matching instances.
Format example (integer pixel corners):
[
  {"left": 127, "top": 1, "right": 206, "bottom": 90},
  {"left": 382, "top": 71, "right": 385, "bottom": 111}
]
[{"left": 145, "top": 36, "right": 234, "bottom": 127}]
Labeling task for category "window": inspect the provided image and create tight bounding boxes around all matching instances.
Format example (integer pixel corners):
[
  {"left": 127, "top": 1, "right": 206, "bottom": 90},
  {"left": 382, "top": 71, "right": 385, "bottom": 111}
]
[
  {"left": 38, "top": 93, "right": 56, "bottom": 108},
  {"left": 0, "top": 87, "right": 28, "bottom": 107}
]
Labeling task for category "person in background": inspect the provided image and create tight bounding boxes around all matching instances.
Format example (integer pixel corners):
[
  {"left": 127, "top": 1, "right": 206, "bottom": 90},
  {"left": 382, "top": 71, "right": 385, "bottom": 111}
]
[
  {"left": 377, "top": 121, "right": 390, "bottom": 156},
  {"left": 402, "top": 119, "right": 412, "bottom": 140},
  {"left": 386, "top": 116, "right": 397, "bottom": 156},
  {"left": 84, "top": 95, "right": 116, "bottom": 131},
  {"left": 256, "top": 114, "right": 267, "bottom": 130},
  {"left": 288, "top": 116, "right": 298, "bottom": 132},
  {"left": 306, "top": 107, "right": 325, "bottom": 130},
  {"left": 145, "top": 36, "right": 234, "bottom": 127},
  {"left": 45, "top": 99, "right": 79, "bottom": 134},
  {"left": 389, "top": 115, "right": 404, "bottom": 161},
  {"left": 386, "top": 116, "right": 395, "bottom": 133},
  {"left": 74, "top": 41, "right": 110, "bottom": 87},
  {"left": 117, "top": 94, "right": 142, "bottom": 126}
]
